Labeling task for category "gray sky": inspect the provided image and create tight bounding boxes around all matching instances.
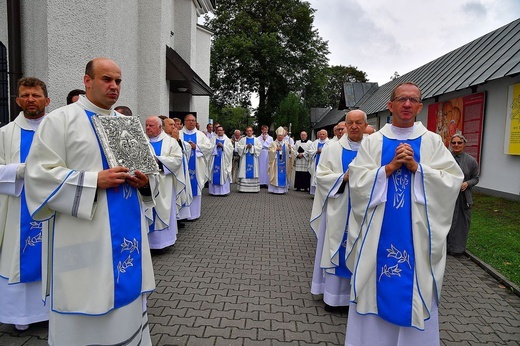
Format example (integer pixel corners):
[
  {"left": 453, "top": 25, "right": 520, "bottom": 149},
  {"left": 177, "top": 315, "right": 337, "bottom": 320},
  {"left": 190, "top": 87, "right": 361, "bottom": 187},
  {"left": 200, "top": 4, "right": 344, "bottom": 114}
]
[{"left": 307, "top": 0, "right": 520, "bottom": 85}]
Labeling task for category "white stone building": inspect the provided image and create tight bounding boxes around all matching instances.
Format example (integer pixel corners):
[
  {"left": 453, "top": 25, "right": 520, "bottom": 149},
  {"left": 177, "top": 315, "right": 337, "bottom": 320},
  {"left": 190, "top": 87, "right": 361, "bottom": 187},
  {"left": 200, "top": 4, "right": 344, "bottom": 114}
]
[{"left": 0, "top": 0, "right": 214, "bottom": 126}]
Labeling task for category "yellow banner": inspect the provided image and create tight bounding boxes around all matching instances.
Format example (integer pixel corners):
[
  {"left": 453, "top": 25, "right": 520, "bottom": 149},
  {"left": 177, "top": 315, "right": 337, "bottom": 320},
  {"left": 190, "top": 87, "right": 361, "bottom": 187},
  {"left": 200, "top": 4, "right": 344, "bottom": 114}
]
[{"left": 507, "top": 84, "right": 520, "bottom": 154}]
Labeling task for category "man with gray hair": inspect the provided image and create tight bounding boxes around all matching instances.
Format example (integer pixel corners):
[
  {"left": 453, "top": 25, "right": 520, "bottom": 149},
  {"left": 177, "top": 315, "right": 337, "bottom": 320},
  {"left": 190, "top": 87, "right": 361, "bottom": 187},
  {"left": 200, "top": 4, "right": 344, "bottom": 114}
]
[
  {"left": 180, "top": 114, "right": 213, "bottom": 220},
  {"left": 293, "top": 131, "right": 312, "bottom": 191},
  {"left": 307, "top": 129, "right": 329, "bottom": 195},
  {"left": 310, "top": 110, "right": 367, "bottom": 312},
  {"left": 145, "top": 115, "right": 183, "bottom": 250}
]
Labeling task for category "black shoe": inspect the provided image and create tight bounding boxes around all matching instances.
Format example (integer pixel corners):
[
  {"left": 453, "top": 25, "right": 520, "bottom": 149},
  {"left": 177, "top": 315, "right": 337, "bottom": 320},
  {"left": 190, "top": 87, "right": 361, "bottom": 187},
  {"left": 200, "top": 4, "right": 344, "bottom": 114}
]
[
  {"left": 324, "top": 303, "right": 349, "bottom": 313},
  {"left": 324, "top": 303, "right": 337, "bottom": 312}
]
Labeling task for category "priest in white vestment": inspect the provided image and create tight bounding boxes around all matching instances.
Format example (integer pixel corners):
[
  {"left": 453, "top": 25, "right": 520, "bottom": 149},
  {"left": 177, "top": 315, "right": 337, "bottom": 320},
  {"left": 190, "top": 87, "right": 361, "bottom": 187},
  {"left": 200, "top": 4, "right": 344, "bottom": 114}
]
[
  {"left": 329, "top": 121, "right": 346, "bottom": 143},
  {"left": 293, "top": 131, "right": 312, "bottom": 191},
  {"left": 310, "top": 110, "right": 367, "bottom": 312},
  {"left": 25, "top": 58, "right": 156, "bottom": 346},
  {"left": 230, "top": 130, "right": 243, "bottom": 184},
  {"left": 209, "top": 126, "right": 233, "bottom": 195},
  {"left": 164, "top": 119, "right": 193, "bottom": 222},
  {"left": 257, "top": 125, "right": 273, "bottom": 187},
  {"left": 180, "top": 114, "right": 213, "bottom": 220},
  {"left": 237, "top": 126, "right": 263, "bottom": 193},
  {"left": 0, "top": 77, "right": 50, "bottom": 331},
  {"left": 307, "top": 129, "right": 329, "bottom": 195},
  {"left": 145, "top": 116, "right": 183, "bottom": 250},
  {"left": 345, "top": 82, "right": 463, "bottom": 346},
  {"left": 267, "top": 127, "right": 294, "bottom": 194}
]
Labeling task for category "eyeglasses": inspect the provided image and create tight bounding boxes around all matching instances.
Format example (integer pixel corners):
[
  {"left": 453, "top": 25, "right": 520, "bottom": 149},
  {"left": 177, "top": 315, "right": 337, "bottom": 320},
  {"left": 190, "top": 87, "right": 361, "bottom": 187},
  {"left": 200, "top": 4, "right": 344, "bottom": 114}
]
[
  {"left": 451, "top": 141, "right": 464, "bottom": 145},
  {"left": 392, "top": 96, "right": 422, "bottom": 104}
]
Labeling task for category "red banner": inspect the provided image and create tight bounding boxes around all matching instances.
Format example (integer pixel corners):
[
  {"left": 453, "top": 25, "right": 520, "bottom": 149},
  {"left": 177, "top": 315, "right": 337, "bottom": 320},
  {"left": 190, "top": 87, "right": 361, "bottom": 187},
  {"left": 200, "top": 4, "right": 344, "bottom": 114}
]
[{"left": 427, "top": 92, "right": 485, "bottom": 164}]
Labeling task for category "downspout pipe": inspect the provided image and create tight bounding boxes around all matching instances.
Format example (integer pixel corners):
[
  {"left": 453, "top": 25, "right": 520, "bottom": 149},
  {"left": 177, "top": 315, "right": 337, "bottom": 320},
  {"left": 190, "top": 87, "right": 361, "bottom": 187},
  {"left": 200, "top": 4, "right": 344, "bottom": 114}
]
[{"left": 7, "top": 0, "right": 22, "bottom": 122}]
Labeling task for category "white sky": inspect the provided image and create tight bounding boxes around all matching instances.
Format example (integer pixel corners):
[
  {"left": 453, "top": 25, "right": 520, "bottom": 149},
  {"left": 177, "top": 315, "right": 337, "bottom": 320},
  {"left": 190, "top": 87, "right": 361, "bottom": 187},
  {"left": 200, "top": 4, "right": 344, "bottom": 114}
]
[{"left": 307, "top": 0, "right": 520, "bottom": 85}]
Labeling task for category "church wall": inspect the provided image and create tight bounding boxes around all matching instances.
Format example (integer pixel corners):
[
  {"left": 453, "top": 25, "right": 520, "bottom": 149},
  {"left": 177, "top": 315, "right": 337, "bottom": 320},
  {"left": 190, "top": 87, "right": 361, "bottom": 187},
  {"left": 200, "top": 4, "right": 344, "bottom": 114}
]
[{"left": 2, "top": 0, "right": 211, "bottom": 127}]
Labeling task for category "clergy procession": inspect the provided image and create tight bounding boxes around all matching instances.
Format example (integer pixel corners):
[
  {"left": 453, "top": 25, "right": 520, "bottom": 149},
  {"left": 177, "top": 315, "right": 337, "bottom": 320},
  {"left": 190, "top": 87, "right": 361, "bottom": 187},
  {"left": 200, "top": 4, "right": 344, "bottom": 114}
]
[{"left": 1, "top": 57, "right": 490, "bottom": 346}]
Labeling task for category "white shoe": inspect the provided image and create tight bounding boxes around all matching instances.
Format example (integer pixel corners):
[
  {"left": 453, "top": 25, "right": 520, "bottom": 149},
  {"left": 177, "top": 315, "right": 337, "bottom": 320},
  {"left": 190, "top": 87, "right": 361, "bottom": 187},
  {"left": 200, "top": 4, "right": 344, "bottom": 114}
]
[{"left": 15, "top": 324, "right": 29, "bottom": 331}]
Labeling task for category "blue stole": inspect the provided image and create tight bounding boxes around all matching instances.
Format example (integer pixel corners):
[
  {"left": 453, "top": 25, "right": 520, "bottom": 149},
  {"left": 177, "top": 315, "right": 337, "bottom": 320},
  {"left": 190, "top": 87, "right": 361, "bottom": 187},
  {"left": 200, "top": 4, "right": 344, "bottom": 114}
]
[
  {"left": 277, "top": 143, "right": 287, "bottom": 187},
  {"left": 377, "top": 136, "right": 421, "bottom": 326},
  {"left": 184, "top": 133, "right": 198, "bottom": 196},
  {"left": 334, "top": 148, "right": 358, "bottom": 279},
  {"left": 245, "top": 137, "right": 255, "bottom": 179},
  {"left": 19, "top": 129, "right": 42, "bottom": 283},
  {"left": 213, "top": 139, "right": 224, "bottom": 185},
  {"left": 86, "top": 110, "right": 143, "bottom": 309},
  {"left": 315, "top": 142, "right": 325, "bottom": 169},
  {"left": 149, "top": 140, "right": 163, "bottom": 232}
]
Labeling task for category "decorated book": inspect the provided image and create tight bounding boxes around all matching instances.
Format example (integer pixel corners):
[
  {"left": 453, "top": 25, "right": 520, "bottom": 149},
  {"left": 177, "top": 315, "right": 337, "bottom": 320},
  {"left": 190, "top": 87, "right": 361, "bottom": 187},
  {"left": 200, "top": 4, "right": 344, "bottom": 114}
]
[{"left": 91, "top": 115, "right": 159, "bottom": 175}]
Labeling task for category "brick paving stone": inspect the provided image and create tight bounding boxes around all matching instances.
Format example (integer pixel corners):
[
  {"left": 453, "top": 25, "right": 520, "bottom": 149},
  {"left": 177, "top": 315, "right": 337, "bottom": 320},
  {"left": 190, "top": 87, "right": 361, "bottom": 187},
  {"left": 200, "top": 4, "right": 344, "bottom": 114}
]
[
  {"left": 151, "top": 324, "right": 180, "bottom": 336},
  {"left": 258, "top": 328, "right": 284, "bottom": 342},
  {"left": 230, "top": 327, "right": 257, "bottom": 339},
  {"left": 186, "top": 336, "right": 216, "bottom": 346},
  {"left": 215, "top": 337, "right": 247, "bottom": 346},
  {"left": 271, "top": 340, "right": 300, "bottom": 346},
  {"left": 259, "top": 311, "right": 284, "bottom": 323},
  {"left": 284, "top": 330, "right": 312, "bottom": 342},
  {"left": 310, "top": 330, "right": 342, "bottom": 345},
  {"left": 245, "top": 319, "right": 271, "bottom": 330}
]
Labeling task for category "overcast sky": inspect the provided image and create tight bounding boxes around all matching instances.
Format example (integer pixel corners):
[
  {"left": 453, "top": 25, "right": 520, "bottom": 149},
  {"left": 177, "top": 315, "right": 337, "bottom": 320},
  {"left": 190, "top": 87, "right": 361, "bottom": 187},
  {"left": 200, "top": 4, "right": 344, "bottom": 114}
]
[{"left": 307, "top": 0, "right": 520, "bottom": 85}]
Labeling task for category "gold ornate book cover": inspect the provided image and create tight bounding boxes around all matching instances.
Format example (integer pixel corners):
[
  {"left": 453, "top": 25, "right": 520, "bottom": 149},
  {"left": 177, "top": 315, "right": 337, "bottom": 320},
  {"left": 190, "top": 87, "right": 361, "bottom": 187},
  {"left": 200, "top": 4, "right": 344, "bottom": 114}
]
[{"left": 91, "top": 115, "right": 159, "bottom": 175}]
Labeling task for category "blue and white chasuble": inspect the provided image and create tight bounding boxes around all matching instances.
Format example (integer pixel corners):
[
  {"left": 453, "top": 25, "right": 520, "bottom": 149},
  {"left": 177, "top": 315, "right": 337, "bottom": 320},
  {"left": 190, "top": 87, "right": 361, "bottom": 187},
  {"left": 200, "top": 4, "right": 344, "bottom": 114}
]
[
  {"left": 332, "top": 148, "right": 358, "bottom": 279},
  {"left": 377, "top": 136, "right": 421, "bottom": 327},
  {"left": 277, "top": 143, "right": 287, "bottom": 187},
  {"left": 315, "top": 142, "right": 325, "bottom": 169},
  {"left": 18, "top": 129, "right": 43, "bottom": 283},
  {"left": 245, "top": 138, "right": 255, "bottom": 179},
  {"left": 184, "top": 133, "right": 199, "bottom": 197},
  {"left": 212, "top": 139, "right": 225, "bottom": 185}
]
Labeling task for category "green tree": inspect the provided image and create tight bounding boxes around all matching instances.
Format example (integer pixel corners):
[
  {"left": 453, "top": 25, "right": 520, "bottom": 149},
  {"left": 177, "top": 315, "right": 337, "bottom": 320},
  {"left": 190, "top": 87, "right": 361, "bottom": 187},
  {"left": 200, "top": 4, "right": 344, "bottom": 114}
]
[
  {"left": 207, "top": 0, "right": 329, "bottom": 128},
  {"left": 210, "top": 103, "right": 254, "bottom": 136},
  {"left": 273, "top": 92, "right": 308, "bottom": 138}
]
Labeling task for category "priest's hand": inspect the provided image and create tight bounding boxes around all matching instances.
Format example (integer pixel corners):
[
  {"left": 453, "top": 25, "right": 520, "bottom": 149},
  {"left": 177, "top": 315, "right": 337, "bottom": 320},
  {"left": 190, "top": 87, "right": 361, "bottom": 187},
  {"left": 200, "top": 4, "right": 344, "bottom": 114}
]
[
  {"left": 126, "top": 170, "right": 149, "bottom": 189},
  {"left": 188, "top": 140, "right": 197, "bottom": 150},
  {"left": 97, "top": 167, "right": 131, "bottom": 188},
  {"left": 386, "top": 143, "right": 418, "bottom": 176}
]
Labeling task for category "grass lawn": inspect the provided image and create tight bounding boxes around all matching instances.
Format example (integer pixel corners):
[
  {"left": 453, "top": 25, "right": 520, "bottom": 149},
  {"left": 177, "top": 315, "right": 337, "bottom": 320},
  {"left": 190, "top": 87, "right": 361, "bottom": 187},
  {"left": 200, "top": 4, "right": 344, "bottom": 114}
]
[{"left": 467, "top": 191, "right": 520, "bottom": 287}]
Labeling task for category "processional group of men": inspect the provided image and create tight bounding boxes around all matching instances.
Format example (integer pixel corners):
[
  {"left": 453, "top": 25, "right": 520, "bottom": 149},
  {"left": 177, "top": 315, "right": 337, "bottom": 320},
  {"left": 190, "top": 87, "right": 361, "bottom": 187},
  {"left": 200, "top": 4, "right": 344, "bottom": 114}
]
[
  {"left": 0, "top": 55, "right": 466, "bottom": 346},
  {"left": 309, "top": 82, "right": 464, "bottom": 345}
]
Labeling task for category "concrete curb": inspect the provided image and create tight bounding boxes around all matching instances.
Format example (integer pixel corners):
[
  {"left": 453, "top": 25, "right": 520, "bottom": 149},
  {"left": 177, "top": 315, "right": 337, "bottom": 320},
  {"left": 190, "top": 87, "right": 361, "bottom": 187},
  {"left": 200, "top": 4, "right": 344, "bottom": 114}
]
[{"left": 465, "top": 250, "right": 520, "bottom": 298}]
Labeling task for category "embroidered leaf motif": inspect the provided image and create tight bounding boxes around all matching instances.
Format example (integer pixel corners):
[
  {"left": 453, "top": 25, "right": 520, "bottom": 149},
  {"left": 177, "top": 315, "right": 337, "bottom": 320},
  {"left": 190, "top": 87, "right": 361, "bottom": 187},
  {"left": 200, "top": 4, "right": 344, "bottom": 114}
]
[
  {"left": 29, "top": 221, "right": 43, "bottom": 230},
  {"left": 379, "top": 264, "right": 391, "bottom": 281},
  {"left": 116, "top": 254, "right": 134, "bottom": 283},
  {"left": 379, "top": 244, "right": 412, "bottom": 281},
  {"left": 121, "top": 237, "right": 139, "bottom": 254},
  {"left": 389, "top": 264, "right": 402, "bottom": 276},
  {"left": 23, "top": 232, "right": 43, "bottom": 253}
]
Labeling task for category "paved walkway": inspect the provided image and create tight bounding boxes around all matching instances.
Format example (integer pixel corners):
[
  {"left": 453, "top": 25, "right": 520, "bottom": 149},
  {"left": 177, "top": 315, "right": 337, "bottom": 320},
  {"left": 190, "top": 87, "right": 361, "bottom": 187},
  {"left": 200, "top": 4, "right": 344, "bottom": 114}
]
[{"left": 1, "top": 185, "right": 519, "bottom": 345}]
